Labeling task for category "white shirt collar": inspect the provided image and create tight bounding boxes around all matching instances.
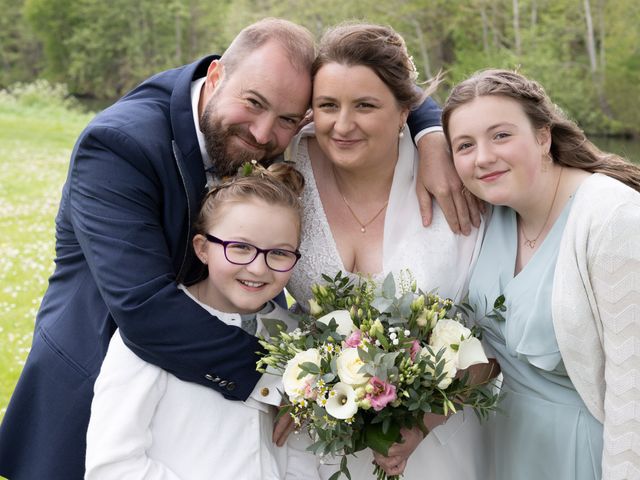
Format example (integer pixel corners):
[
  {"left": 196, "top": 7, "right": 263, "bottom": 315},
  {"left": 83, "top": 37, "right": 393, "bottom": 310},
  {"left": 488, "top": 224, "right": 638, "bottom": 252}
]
[{"left": 190, "top": 77, "right": 212, "bottom": 174}]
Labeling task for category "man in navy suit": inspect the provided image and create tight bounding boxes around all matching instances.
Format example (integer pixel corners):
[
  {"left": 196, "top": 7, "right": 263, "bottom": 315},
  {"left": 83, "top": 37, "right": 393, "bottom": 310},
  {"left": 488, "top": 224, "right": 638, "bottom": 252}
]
[{"left": 0, "top": 17, "right": 462, "bottom": 480}]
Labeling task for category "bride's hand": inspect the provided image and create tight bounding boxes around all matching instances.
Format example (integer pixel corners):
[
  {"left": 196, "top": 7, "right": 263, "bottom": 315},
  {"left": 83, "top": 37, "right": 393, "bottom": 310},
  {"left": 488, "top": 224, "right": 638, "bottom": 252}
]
[
  {"left": 372, "top": 426, "right": 425, "bottom": 476},
  {"left": 272, "top": 407, "right": 296, "bottom": 447}
]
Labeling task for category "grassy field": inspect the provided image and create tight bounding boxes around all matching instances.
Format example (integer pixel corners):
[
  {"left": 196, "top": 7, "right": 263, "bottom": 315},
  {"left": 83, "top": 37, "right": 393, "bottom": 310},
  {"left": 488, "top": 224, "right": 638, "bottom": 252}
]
[{"left": 0, "top": 101, "right": 92, "bottom": 423}]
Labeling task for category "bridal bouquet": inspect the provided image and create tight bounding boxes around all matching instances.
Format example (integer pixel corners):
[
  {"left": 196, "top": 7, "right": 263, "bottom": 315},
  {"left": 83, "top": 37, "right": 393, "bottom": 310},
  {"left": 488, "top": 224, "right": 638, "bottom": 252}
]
[{"left": 257, "top": 272, "right": 499, "bottom": 480}]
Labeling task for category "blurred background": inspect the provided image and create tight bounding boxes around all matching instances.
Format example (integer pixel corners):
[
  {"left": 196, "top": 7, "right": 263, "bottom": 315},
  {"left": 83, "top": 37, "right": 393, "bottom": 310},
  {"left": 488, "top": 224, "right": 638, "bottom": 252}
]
[{"left": 1, "top": 0, "right": 638, "bottom": 423}]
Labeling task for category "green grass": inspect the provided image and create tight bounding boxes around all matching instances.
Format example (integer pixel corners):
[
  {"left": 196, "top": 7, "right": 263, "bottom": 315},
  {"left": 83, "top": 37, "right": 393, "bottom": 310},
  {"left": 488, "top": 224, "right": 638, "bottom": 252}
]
[{"left": 0, "top": 104, "right": 93, "bottom": 423}]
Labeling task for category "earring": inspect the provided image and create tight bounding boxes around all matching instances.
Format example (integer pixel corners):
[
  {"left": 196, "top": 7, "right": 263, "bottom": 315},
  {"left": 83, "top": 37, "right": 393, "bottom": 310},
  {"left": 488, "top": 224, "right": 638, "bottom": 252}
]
[
  {"left": 398, "top": 124, "right": 405, "bottom": 138},
  {"left": 541, "top": 151, "right": 553, "bottom": 172}
]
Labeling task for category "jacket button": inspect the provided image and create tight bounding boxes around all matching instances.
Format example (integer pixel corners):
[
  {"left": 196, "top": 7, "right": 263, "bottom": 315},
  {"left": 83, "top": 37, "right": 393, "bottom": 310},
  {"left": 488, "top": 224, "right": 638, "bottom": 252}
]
[
  {"left": 219, "top": 380, "right": 228, "bottom": 387},
  {"left": 205, "top": 374, "right": 221, "bottom": 383},
  {"left": 227, "top": 382, "right": 236, "bottom": 391},
  {"left": 260, "top": 387, "right": 270, "bottom": 397}
]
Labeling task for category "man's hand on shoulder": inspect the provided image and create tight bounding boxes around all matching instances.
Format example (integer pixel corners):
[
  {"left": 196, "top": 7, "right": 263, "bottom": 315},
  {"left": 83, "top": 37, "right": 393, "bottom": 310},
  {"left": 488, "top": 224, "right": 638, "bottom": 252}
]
[{"left": 416, "top": 132, "right": 482, "bottom": 235}]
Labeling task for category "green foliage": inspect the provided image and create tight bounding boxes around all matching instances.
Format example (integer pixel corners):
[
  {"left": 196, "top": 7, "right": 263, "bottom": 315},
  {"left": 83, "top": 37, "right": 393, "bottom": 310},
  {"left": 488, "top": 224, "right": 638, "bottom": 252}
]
[
  {"left": 1, "top": 0, "right": 639, "bottom": 135},
  {"left": 0, "top": 79, "right": 80, "bottom": 113}
]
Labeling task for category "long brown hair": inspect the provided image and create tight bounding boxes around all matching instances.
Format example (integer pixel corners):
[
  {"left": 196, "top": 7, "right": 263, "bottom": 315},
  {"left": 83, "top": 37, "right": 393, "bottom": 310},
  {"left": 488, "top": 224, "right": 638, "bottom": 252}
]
[{"left": 442, "top": 69, "right": 640, "bottom": 192}]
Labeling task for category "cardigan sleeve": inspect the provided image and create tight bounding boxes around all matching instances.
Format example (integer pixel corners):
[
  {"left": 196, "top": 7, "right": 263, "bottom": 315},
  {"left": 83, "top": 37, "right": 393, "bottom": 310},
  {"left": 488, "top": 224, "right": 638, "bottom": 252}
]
[{"left": 589, "top": 201, "right": 640, "bottom": 479}]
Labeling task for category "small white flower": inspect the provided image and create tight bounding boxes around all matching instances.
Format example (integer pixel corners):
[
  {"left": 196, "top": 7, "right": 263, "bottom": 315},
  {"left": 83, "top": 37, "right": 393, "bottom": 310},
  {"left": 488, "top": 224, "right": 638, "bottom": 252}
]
[
  {"left": 392, "top": 338, "right": 399, "bottom": 345},
  {"left": 317, "top": 310, "right": 355, "bottom": 336},
  {"left": 404, "top": 329, "right": 411, "bottom": 336},
  {"left": 325, "top": 382, "right": 358, "bottom": 419},
  {"left": 389, "top": 332, "right": 397, "bottom": 340}
]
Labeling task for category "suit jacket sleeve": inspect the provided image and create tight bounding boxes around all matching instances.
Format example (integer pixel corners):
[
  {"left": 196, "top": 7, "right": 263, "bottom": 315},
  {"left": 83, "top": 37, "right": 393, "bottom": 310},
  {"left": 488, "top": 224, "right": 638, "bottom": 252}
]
[
  {"left": 69, "top": 124, "right": 262, "bottom": 400},
  {"left": 407, "top": 96, "right": 442, "bottom": 139}
]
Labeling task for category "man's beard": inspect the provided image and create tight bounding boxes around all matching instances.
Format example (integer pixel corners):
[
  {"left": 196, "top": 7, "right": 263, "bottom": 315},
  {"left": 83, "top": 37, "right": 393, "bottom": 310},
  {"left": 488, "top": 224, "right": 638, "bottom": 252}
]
[{"left": 200, "top": 101, "right": 278, "bottom": 178}]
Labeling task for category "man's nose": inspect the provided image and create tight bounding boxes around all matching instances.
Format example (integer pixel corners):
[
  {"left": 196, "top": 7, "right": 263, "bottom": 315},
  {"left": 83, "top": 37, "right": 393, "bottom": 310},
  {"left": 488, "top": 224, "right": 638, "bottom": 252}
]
[{"left": 250, "top": 116, "right": 276, "bottom": 146}]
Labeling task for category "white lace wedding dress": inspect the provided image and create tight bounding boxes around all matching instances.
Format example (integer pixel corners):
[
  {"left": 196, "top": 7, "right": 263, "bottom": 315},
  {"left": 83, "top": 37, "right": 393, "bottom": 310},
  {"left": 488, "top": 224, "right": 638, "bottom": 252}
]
[{"left": 286, "top": 125, "right": 490, "bottom": 480}]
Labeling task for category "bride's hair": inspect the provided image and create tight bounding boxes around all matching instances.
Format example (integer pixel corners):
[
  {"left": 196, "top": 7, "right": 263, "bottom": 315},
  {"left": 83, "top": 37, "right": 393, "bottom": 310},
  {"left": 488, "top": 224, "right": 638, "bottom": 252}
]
[{"left": 312, "top": 22, "right": 435, "bottom": 110}]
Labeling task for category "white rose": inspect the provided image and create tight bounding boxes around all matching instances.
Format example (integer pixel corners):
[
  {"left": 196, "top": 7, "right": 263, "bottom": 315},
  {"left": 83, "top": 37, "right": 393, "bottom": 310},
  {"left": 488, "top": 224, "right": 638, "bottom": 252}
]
[
  {"left": 325, "top": 382, "right": 358, "bottom": 419},
  {"left": 457, "top": 337, "right": 489, "bottom": 369},
  {"left": 317, "top": 310, "right": 355, "bottom": 337},
  {"left": 282, "top": 348, "right": 321, "bottom": 401},
  {"left": 336, "top": 347, "right": 370, "bottom": 386},
  {"left": 429, "top": 319, "right": 471, "bottom": 351}
]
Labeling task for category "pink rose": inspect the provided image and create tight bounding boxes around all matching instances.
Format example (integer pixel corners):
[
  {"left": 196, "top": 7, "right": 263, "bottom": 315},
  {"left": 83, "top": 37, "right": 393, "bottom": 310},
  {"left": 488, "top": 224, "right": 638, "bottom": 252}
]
[
  {"left": 365, "top": 376, "right": 397, "bottom": 412},
  {"left": 344, "top": 329, "right": 362, "bottom": 348},
  {"left": 409, "top": 340, "right": 421, "bottom": 362}
]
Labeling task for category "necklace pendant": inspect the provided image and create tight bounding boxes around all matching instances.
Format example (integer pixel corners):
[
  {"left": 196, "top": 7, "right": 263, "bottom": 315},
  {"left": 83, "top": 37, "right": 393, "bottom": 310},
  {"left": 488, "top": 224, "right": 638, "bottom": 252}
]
[
  {"left": 360, "top": 227, "right": 366, "bottom": 233},
  {"left": 524, "top": 239, "right": 536, "bottom": 249}
]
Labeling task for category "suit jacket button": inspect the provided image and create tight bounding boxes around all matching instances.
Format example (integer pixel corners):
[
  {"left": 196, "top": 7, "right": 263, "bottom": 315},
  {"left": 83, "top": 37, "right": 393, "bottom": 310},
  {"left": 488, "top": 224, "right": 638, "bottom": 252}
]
[
  {"left": 227, "top": 382, "right": 236, "bottom": 391},
  {"left": 219, "top": 380, "right": 228, "bottom": 387},
  {"left": 205, "top": 374, "right": 214, "bottom": 381},
  {"left": 260, "top": 387, "right": 270, "bottom": 397}
]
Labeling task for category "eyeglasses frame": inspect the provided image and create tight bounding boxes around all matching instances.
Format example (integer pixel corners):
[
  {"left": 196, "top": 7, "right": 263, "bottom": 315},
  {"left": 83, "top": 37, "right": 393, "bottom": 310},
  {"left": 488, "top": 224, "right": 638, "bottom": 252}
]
[{"left": 204, "top": 233, "right": 301, "bottom": 272}]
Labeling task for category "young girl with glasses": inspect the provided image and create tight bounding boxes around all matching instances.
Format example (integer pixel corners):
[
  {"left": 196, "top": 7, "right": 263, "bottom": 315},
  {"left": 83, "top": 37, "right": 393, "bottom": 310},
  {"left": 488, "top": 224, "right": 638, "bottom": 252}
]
[{"left": 85, "top": 163, "right": 319, "bottom": 480}]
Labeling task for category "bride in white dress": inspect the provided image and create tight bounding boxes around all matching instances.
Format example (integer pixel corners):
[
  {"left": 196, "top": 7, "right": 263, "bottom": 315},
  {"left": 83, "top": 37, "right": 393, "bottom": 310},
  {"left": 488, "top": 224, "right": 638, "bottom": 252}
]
[{"left": 286, "top": 23, "right": 489, "bottom": 480}]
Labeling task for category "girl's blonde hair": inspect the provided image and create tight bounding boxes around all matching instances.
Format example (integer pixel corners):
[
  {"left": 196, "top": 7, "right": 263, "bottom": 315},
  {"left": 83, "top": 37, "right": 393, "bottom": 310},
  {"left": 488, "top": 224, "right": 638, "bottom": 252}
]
[{"left": 193, "top": 162, "right": 305, "bottom": 236}]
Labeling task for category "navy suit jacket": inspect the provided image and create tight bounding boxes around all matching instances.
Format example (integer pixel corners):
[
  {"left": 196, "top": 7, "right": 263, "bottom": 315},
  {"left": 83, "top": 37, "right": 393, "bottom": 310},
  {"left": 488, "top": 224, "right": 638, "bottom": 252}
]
[{"left": 0, "top": 56, "right": 442, "bottom": 479}]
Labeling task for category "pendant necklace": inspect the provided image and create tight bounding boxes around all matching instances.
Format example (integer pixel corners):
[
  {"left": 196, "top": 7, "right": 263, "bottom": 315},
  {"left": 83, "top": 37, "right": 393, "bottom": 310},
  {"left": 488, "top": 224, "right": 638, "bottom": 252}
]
[
  {"left": 333, "top": 166, "right": 388, "bottom": 234},
  {"left": 520, "top": 167, "right": 563, "bottom": 249}
]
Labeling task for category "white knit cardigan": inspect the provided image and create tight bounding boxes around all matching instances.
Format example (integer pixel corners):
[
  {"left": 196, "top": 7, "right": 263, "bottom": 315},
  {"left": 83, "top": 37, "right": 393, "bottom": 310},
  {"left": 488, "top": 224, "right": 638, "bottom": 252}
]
[{"left": 552, "top": 173, "right": 640, "bottom": 479}]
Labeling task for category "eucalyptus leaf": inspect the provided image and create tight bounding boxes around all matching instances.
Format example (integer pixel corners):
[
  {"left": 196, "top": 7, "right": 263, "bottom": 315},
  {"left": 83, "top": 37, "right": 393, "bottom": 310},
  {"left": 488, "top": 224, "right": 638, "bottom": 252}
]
[{"left": 381, "top": 272, "right": 396, "bottom": 298}]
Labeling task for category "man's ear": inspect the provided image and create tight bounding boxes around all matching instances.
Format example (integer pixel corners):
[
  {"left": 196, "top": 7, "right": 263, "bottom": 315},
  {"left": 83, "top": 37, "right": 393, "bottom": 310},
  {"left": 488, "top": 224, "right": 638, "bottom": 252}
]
[
  {"left": 192, "top": 234, "right": 208, "bottom": 265},
  {"left": 206, "top": 59, "right": 225, "bottom": 91}
]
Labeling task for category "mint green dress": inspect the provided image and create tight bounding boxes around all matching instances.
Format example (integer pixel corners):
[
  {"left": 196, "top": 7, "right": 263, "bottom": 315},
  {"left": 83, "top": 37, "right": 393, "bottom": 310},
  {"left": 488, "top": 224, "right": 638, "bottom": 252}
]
[{"left": 468, "top": 200, "right": 603, "bottom": 480}]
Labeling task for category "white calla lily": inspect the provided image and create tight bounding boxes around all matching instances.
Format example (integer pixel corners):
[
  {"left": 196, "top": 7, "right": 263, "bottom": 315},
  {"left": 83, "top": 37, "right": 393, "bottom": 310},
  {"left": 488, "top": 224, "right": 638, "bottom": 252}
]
[
  {"left": 457, "top": 337, "right": 489, "bottom": 370},
  {"left": 325, "top": 382, "right": 358, "bottom": 419}
]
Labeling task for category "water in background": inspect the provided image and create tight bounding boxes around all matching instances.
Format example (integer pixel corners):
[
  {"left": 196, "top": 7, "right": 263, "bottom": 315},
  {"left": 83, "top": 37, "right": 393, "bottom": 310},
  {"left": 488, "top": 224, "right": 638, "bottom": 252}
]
[{"left": 592, "top": 137, "right": 640, "bottom": 164}]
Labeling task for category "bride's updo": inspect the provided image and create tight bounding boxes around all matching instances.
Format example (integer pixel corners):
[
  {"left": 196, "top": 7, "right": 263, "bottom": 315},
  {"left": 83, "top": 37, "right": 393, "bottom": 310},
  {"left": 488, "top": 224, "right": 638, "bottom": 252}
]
[{"left": 312, "top": 22, "right": 430, "bottom": 110}]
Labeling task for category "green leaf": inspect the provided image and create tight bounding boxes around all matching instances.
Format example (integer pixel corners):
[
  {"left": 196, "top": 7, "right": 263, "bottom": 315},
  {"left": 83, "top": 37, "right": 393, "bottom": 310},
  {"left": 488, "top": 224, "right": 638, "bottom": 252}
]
[
  {"left": 299, "top": 361, "right": 320, "bottom": 375},
  {"left": 382, "top": 273, "right": 396, "bottom": 298},
  {"left": 260, "top": 317, "right": 288, "bottom": 338},
  {"left": 365, "top": 421, "right": 402, "bottom": 456}
]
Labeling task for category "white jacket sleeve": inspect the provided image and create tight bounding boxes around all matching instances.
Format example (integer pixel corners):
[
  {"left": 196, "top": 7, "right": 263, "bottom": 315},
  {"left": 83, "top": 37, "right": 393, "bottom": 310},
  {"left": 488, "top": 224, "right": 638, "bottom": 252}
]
[
  {"left": 590, "top": 202, "right": 640, "bottom": 480},
  {"left": 85, "top": 330, "right": 182, "bottom": 480}
]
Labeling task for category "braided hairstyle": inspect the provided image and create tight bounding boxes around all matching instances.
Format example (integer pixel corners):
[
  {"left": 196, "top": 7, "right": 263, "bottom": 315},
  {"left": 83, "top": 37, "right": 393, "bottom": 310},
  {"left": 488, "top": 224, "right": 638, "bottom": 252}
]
[{"left": 442, "top": 69, "right": 640, "bottom": 192}]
